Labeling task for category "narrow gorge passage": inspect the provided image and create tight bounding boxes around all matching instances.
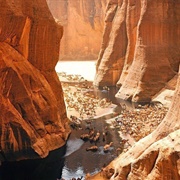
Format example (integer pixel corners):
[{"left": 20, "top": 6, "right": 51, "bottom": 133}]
[
  {"left": 55, "top": 60, "right": 169, "bottom": 179},
  {"left": 0, "top": 1, "right": 179, "bottom": 180}
]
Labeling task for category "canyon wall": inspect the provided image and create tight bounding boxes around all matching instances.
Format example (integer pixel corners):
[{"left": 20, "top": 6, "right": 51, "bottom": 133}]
[
  {"left": 0, "top": 0, "right": 70, "bottom": 162},
  {"left": 46, "top": 0, "right": 107, "bottom": 60},
  {"left": 93, "top": 65, "right": 180, "bottom": 180},
  {"left": 91, "top": 1, "right": 180, "bottom": 179},
  {"left": 94, "top": 0, "right": 180, "bottom": 103}
]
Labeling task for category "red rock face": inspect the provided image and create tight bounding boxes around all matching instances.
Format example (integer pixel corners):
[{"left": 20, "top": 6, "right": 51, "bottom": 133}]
[
  {"left": 94, "top": 0, "right": 180, "bottom": 102},
  {"left": 0, "top": 0, "right": 70, "bottom": 161},
  {"left": 47, "top": 0, "right": 107, "bottom": 60}
]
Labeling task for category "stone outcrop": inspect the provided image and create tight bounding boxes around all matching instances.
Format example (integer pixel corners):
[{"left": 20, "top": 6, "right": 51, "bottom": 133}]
[
  {"left": 94, "top": 0, "right": 180, "bottom": 103},
  {"left": 46, "top": 0, "right": 107, "bottom": 60},
  {"left": 0, "top": 0, "right": 70, "bottom": 161}
]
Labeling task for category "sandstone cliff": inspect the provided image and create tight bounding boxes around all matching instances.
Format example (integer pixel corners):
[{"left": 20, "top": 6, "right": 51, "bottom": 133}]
[
  {"left": 91, "top": 1, "right": 180, "bottom": 179},
  {"left": 93, "top": 65, "right": 180, "bottom": 180},
  {"left": 46, "top": 0, "right": 107, "bottom": 60},
  {"left": 0, "top": 0, "right": 70, "bottom": 161},
  {"left": 94, "top": 0, "right": 180, "bottom": 103}
]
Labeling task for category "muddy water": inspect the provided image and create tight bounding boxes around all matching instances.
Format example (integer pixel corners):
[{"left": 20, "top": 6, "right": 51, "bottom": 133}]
[
  {"left": 55, "top": 60, "right": 96, "bottom": 82},
  {"left": 61, "top": 114, "right": 123, "bottom": 179}
]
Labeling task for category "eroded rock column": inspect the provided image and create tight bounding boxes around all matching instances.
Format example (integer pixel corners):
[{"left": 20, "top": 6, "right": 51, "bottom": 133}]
[
  {"left": 94, "top": 0, "right": 180, "bottom": 102},
  {"left": 94, "top": 0, "right": 128, "bottom": 86}
]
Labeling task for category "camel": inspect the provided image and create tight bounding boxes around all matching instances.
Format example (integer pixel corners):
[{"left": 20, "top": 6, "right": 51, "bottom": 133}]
[
  {"left": 103, "top": 142, "right": 113, "bottom": 152},
  {"left": 93, "top": 131, "right": 100, "bottom": 142},
  {"left": 80, "top": 133, "right": 89, "bottom": 141},
  {"left": 86, "top": 145, "right": 98, "bottom": 152},
  {"left": 102, "top": 132, "right": 106, "bottom": 142}
]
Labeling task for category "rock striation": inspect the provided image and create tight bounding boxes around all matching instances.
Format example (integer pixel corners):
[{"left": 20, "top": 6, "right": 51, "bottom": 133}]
[
  {"left": 0, "top": 0, "right": 70, "bottom": 162},
  {"left": 94, "top": 0, "right": 180, "bottom": 103},
  {"left": 46, "top": 0, "right": 107, "bottom": 60},
  {"left": 106, "top": 65, "right": 180, "bottom": 180},
  {"left": 91, "top": 70, "right": 180, "bottom": 180},
  {"left": 90, "top": 1, "right": 180, "bottom": 179}
]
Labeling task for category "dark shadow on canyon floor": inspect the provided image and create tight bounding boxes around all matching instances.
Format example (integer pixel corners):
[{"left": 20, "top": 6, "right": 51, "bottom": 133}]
[{"left": 0, "top": 145, "right": 66, "bottom": 180}]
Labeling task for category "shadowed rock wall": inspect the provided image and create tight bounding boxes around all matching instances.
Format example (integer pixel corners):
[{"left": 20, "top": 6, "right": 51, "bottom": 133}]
[
  {"left": 0, "top": 0, "right": 70, "bottom": 161},
  {"left": 47, "top": 0, "right": 107, "bottom": 60},
  {"left": 94, "top": 0, "right": 180, "bottom": 103}
]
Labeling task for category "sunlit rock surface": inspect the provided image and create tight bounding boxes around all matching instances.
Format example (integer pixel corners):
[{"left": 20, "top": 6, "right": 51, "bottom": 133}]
[
  {"left": 46, "top": 0, "right": 107, "bottom": 60},
  {"left": 91, "top": 0, "right": 180, "bottom": 179},
  {"left": 91, "top": 67, "right": 180, "bottom": 180},
  {"left": 0, "top": 0, "right": 70, "bottom": 161},
  {"left": 94, "top": 0, "right": 180, "bottom": 103},
  {"left": 109, "top": 66, "right": 180, "bottom": 180}
]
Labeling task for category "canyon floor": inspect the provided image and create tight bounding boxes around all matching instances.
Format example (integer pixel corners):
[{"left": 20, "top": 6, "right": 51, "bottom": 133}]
[{"left": 56, "top": 60, "right": 168, "bottom": 179}]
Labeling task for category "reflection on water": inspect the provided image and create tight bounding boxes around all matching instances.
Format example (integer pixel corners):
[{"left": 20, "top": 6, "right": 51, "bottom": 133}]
[
  {"left": 64, "top": 138, "right": 84, "bottom": 157},
  {"left": 55, "top": 60, "right": 96, "bottom": 81},
  {"left": 62, "top": 166, "right": 85, "bottom": 180}
]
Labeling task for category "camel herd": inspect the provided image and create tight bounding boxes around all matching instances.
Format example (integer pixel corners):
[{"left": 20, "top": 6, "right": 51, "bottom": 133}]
[
  {"left": 57, "top": 71, "right": 169, "bottom": 179},
  {"left": 80, "top": 127, "right": 114, "bottom": 153},
  {"left": 109, "top": 103, "right": 168, "bottom": 141},
  {"left": 60, "top": 76, "right": 112, "bottom": 120}
]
